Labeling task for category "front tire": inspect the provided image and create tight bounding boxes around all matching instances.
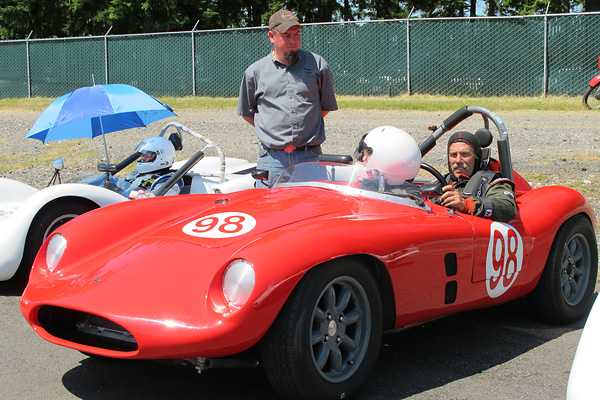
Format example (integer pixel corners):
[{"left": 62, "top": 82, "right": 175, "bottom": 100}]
[
  {"left": 528, "top": 215, "right": 598, "bottom": 324},
  {"left": 260, "top": 258, "right": 383, "bottom": 400},
  {"left": 14, "top": 201, "right": 96, "bottom": 284},
  {"left": 583, "top": 82, "right": 600, "bottom": 109}
]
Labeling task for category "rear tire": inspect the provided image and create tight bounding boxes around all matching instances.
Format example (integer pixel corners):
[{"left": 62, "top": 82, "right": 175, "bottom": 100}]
[
  {"left": 260, "top": 258, "right": 383, "bottom": 400},
  {"left": 528, "top": 215, "right": 598, "bottom": 324},
  {"left": 583, "top": 82, "right": 600, "bottom": 109}
]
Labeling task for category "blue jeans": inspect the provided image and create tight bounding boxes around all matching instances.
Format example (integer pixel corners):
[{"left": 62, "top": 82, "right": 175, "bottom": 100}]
[{"left": 256, "top": 144, "right": 322, "bottom": 188}]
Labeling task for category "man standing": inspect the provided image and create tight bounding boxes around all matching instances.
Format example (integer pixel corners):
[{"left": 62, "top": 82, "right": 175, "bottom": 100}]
[{"left": 237, "top": 9, "right": 338, "bottom": 188}]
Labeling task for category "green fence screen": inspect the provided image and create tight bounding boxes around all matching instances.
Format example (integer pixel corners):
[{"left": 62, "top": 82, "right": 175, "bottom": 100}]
[{"left": 0, "top": 12, "right": 598, "bottom": 99}]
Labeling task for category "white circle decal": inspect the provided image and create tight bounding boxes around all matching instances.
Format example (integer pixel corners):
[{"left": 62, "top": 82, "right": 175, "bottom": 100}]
[
  {"left": 182, "top": 212, "right": 256, "bottom": 238},
  {"left": 486, "top": 222, "right": 523, "bottom": 298}
]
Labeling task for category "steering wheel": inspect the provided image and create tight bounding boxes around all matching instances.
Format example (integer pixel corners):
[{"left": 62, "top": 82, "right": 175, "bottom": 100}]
[{"left": 419, "top": 163, "right": 447, "bottom": 195}]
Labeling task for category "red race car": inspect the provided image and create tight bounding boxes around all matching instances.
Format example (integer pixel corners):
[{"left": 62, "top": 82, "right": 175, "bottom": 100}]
[{"left": 21, "top": 106, "right": 598, "bottom": 400}]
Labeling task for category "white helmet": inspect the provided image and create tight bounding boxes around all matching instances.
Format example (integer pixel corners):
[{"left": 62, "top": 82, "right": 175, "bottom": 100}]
[
  {"left": 354, "top": 126, "right": 421, "bottom": 185},
  {"left": 135, "top": 136, "right": 176, "bottom": 174}
]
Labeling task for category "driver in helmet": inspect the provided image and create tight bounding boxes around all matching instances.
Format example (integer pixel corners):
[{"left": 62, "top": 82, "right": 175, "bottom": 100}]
[
  {"left": 354, "top": 126, "right": 422, "bottom": 195},
  {"left": 120, "top": 136, "right": 183, "bottom": 197},
  {"left": 439, "top": 131, "right": 516, "bottom": 222}
]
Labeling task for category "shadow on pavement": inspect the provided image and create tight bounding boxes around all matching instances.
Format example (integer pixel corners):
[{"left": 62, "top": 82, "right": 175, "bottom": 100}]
[
  {"left": 0, "top": 276, "right": 27, "bottom": 297},
  {"left": 58, "top": 296, "right": 592, "bottom": 400}
]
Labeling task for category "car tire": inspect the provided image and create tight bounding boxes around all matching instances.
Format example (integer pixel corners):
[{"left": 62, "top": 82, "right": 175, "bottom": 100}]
[
  {"left": 582, "top": 82, "right": 600, "bottom": 110},
  {"left": 15, "top": 201, "right": 96, "bottom": 284},
  {"left": 528, "top": 215, "right": 598, "bottom": 324},
  {"left": 260, "top": 258, "right": 383, "bottom": 400}
]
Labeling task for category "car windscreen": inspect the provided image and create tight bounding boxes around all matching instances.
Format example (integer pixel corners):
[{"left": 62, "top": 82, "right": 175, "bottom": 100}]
[{"left": 274, "top": 161, "right": 424, "bottom": 201}]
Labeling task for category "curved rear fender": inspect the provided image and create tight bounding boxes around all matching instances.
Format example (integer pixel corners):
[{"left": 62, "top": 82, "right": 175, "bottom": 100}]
[
  {"left": 518, "top": 187, "right": 595, "bottom": 240},
  {"left": 526, "top": 211, "right": 596, "bottom": 294},
  {"left": 517, "top": 187, "right": 596, "bottom": 285},
  {"left": 0, "top": 184, "right": 125, "bottom": 280}
]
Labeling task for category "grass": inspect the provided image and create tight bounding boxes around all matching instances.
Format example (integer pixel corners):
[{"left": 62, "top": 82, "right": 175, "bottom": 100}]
[
  {"left": 520, "top": 172, "right": 552, "bottom": 182},
  {"left": 0, "top": 141, "right": 97, "bottom": 174},
  {"left": 569, "top": 152, "right": 600, "bottom": 163},
  {"left": 0, "top": 94, "right": 589, "bottom": 113}
]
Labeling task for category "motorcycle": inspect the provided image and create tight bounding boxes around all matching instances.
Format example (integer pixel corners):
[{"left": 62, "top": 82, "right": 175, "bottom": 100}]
[{"left": 582, "top": 56, "right": 600, "bottom": 109}]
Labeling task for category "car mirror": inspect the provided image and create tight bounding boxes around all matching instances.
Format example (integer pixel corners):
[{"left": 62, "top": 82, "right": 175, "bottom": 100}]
[
  {"left": 252, "top": 170, "right": 269, "bottom": 182},
  {"left": 52, "top": 158, "right": 64, "bottom": 171}
]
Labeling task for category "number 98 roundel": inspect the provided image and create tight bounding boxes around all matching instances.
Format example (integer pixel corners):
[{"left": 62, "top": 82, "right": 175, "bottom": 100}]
[
  {"left": 486, "top": 222, "right": 524, "bottom": 298},
  {"left": 182, "top": 212, "right": 256, "bottom": 238}
]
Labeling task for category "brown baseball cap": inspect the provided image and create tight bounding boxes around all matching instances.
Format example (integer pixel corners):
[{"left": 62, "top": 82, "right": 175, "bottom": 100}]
[{"left": 269, "top": 9, "right": 301, "bottom": 33}]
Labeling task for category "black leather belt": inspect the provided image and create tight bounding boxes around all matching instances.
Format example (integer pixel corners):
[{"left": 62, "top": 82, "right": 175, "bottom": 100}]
[
  {"left": 280, "top": 144, "right": 319, "bottom": 153},
  {"left": 292, "top": 145, "right": 318, "bottom": 151}
]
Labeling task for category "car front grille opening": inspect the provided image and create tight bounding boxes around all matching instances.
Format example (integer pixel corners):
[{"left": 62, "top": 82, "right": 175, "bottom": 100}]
[{"left": 38, "top": 306, "right": 138, "bottom": 352}]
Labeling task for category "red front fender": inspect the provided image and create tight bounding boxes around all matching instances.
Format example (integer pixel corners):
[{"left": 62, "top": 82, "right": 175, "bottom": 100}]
[{"left": 588, "top": 74, "right": 600, "bottom": 87}]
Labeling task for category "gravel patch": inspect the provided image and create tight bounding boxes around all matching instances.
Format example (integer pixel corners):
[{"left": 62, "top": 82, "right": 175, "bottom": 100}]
[{"left": 1, "top": 108, "right": 599, "bottom": 220}]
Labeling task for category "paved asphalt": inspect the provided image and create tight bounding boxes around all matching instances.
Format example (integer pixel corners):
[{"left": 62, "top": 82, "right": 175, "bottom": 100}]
[{"left": 1, "top": 280, "right": 596, "bottom": 400}]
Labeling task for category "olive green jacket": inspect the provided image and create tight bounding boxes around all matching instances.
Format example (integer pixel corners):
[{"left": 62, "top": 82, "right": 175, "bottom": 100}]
[{"left": 453, "top": 171, "right": 517, "bottom": 222}]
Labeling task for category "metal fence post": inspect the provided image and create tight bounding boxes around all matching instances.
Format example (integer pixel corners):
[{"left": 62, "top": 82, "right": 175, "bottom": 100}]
[
  {"left": 543, "top": 3, "right": 550, "bottom": 97},
  {"left": 191, "top": 20, "right": 199, "bottom": 96},
  {"left": 407, "top": 8, "right": 415, "bottom": 96},
  {"left": 26, "top": 31, "right": 32, "bottom": 98},
  {"left": 104, "top": 26, "right": 112, "bottom": 85}
]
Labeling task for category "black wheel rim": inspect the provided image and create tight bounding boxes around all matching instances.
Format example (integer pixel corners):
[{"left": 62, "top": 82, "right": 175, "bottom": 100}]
[
  {"left": 560, "top": 233, "right": 591, "bottom": 306},
  {"left": 310, "top": 276, "right": 371, "bottom": 383}
]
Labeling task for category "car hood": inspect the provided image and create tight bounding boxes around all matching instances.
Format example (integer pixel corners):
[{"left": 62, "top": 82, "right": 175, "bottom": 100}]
[
  {"left": 149, "top": 186, "right": 363, "bottom": 248},
  {"left": 29, "top": 187, "right": 366, "bottom": 282}
]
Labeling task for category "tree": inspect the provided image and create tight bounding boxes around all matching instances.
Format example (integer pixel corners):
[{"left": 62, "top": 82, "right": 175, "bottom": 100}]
[
  {"left": 584, "top": 0, "right": 600, "bottom": 11},
  {"left": 64, "top": 0, "right": 111, "bottom": 36},
  {"left": 0, "top": 0, "right": 67, "bottom": 39},
  {"left": 0, "top": 0, "right": 595, "bottom": 39}
]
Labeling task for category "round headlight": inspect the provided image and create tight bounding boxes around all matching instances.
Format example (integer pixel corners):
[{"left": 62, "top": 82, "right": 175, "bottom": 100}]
[
  {"left": 222, "top": 259, "right": 255, "bottom": 308},
  {"left": 46, "top": 234, "right": 67, "bottom": 272}
]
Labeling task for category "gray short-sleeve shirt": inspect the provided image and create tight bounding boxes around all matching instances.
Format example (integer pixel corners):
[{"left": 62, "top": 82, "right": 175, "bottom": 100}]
[{"left": 237, "top": 49, "right": 338, "bottom": 149}]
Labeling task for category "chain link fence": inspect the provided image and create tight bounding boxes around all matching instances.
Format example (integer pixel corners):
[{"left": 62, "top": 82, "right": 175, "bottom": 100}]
[{"left": 0, "top": 12, "right": 598, "bottom": 99}]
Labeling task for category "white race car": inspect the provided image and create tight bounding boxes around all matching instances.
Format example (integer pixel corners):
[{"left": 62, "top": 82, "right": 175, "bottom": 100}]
[
  {"left": 566, "top": 294, "right": 600, "bottom": 399},
  {"left": 0, "top": 122, "right": 256, "bottom": 284}
]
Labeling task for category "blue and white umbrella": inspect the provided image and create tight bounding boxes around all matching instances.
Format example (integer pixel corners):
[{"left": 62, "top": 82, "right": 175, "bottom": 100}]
[{"left": 26, "top": 84, "right": 176, "bottom": 161}]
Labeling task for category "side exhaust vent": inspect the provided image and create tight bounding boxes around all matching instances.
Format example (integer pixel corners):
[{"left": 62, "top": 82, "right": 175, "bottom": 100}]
[
  {"left": 444, "top": 253, "right": 457, "bottom": 276},
  {"left": 444, "top": 281, "right": 457, "bottom": 304},
  {"left": 444, "top": 253, "right": 458, "bottom": 304}
]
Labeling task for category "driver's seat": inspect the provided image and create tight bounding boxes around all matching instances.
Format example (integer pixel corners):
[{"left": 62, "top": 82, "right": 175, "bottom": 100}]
[
  {"left": 475, "top": 128, "right": 493, "bottom": 170},
  {"left": 474, "top": 128, "right": 531, "bottom": 196},
  {"left": 168, "top": 133, "right": 183, "bottom": 151}
]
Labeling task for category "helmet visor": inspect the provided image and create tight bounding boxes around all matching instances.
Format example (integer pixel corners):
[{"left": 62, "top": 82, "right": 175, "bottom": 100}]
[
  {"left": 140, "top": 151, "right": 157, "bottom": 163},
  {"left": 354, "top": 133, "right": 372, "bottom": 163}
]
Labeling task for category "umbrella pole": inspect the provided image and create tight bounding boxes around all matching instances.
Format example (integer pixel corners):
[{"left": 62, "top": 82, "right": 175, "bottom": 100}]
[
  {"left": 102, "top": 133, "right": 110, "bottom": 164},
  {"left": 98, "top": 116, "right": 110, "bottom": 164}
]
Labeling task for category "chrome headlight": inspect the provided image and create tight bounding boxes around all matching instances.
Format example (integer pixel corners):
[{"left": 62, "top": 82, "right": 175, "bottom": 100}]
[
  {"left": 222, "top": 259, "right": 255, "bottom": 308},
  {"left": 46, "top": 234, "right": 67, "bottom": 272}
]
